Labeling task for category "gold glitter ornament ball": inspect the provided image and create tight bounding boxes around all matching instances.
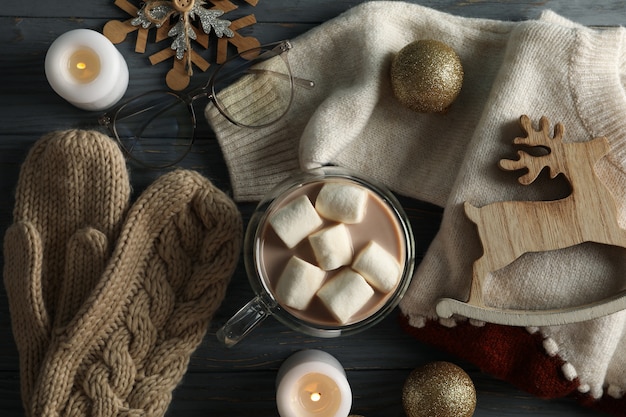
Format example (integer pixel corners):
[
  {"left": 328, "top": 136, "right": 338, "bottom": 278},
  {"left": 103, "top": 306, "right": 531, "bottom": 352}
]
[
  {"left": 391, "top": 40, "right": 464, "bottom": 113},
  {"left": 402, "top": 362, "right": 476, "bottom": 417}
]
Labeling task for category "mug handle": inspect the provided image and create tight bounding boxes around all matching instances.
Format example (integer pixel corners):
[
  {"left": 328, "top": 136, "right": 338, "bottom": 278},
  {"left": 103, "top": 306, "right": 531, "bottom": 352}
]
[{"left": 216, "top": 294, "right": 275, "bottom": 347}]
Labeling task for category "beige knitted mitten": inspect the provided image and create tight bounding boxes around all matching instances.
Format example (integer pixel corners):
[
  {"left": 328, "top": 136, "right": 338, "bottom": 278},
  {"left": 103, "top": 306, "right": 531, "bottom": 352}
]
[
  {"left": 3, "top": 130, "right": 131, "bottom": 413},
  {"left": 31, "top": 169, "right": 242, "bottom": 417}
]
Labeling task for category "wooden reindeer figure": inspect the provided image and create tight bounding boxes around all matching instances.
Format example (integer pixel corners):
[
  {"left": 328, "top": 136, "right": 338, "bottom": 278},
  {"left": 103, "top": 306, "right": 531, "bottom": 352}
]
[{"left": 437, "top": 115, "right": 626, "bottom": 326}]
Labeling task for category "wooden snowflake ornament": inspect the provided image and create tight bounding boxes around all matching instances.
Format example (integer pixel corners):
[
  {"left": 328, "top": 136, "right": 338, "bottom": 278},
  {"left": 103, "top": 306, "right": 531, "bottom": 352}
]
[
  {"left": 437, "top": 115, "right": 626, "bottom": 326},
  {"left": 104, "top": 0, "right": 260, "bottom": 90}
]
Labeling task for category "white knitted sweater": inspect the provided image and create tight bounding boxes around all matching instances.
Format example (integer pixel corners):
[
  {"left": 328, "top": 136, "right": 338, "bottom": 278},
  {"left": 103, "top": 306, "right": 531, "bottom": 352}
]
[{"left": 206, "top": 1, "right": 626, "bottom": 406}]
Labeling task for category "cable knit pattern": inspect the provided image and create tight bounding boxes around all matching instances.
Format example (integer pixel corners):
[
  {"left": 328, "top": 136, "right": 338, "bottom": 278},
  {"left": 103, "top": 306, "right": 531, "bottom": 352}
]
[
  {"left": 31, "top": 170, "right": 242, "bottom": 417},
  {"left": 3, "top": 131, "right": 242, "bottom": 417}
]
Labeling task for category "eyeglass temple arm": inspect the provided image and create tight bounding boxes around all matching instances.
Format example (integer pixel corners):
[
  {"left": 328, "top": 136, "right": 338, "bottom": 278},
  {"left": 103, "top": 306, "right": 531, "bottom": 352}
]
[{"left": 245, "top": 68, "right": 315, "bottom": 89}]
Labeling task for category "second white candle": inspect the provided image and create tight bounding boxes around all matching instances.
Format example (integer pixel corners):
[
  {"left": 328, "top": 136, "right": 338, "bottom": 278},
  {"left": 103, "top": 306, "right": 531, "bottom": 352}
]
[{"left": 276, "top": 349, "right": 352, "bottom": 417}]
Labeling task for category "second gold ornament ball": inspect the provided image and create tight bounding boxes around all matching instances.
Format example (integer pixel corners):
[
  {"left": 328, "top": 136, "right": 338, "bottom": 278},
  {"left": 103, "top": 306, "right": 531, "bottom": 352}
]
[
  {"left": 391, "top": 39, "right": 464, "bottom": 113},
  {"left": 402, "top": 361, "right": 476, "bottom": 417}
]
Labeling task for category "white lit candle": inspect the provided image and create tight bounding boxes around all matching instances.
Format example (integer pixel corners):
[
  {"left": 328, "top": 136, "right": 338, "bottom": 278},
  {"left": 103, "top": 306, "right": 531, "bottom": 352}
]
[
  {"left": 276, "top": 350, "right": 352, "bottom": 417},
  {"left": 45, "top": 29, "right": 129, "bottom": 111}
]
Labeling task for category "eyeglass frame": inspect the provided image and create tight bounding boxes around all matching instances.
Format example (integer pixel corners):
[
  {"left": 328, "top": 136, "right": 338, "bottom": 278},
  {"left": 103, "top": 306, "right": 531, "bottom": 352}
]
[{"left": 98, "top": 40, "right": 314, "bottom": 168}]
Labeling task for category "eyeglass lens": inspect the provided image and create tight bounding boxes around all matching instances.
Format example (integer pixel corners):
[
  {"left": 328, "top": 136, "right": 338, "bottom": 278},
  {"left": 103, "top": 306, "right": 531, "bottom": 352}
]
[
  {"left": 210, "top": 45, "right": 294, "bottom": 128},
  {"left": 112, "top": 91, "right": 195, "bottom": 168}
]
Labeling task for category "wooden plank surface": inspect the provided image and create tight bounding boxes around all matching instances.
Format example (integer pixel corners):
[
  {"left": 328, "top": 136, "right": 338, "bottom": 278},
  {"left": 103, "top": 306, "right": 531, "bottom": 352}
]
[
  {"left": 4, "top": 0, "right": 626, "bottom": 26},
  {"left": 0, "top": 1, "right": 618, "bottom": 416}
]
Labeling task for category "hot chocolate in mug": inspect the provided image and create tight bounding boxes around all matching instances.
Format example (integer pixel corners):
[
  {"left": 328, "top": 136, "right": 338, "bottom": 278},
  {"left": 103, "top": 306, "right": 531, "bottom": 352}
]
[{"left": 217, "top": 166, "right": 415, "bottom": 347}]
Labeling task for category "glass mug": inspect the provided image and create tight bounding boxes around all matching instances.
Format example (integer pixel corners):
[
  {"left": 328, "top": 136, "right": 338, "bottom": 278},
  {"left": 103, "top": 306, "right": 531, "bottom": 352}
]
[{"left": 216, "top": 166, "right": 415, "bottom": 347}]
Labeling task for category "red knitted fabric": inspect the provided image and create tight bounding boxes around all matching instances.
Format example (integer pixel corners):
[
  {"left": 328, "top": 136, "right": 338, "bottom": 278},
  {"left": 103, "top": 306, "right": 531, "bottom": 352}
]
[{"left": 399, "top": 315, "right": 625, "bottom": 417}]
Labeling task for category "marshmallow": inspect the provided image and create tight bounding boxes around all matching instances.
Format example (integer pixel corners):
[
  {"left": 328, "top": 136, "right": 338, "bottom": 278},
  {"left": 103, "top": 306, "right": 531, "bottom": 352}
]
[
  {"left": 308, "top": 223, "right": 353, "bottom": 270},
  {"left": 352, "top": 241, "right": 401, "bottom": 292},
  {"left": 317, "top": 268, "right": 374, "bottom": 324},
  {"left": 269, "top": 195, "right": 323, "bottom": 248},
  {"left": 315, "top": 182, "right": 368, "bottom": 223},
  {"left": 275, "top": 256, "right": 326, "bottom": 310}
]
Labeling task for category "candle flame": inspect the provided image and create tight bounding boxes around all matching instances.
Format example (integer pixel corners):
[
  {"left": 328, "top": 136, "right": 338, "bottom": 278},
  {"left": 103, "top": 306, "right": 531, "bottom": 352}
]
[
  {"left": 67, "top": 48, "right": 100, "bottom": 83},
  {"left": 310, "top": 392, "right": 322, "bottom": 402}
]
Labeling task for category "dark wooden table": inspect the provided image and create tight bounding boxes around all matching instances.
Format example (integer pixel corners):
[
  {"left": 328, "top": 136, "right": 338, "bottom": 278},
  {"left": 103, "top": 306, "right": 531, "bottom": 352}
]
[{"left": 1, "top": 1, "right": 623, "bottom": 416}]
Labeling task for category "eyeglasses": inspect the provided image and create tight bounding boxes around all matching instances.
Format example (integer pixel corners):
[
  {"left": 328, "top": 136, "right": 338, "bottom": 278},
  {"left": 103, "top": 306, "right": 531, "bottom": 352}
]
[{"left": 98, "top": 40, "right": 314, "bottom": 169}]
